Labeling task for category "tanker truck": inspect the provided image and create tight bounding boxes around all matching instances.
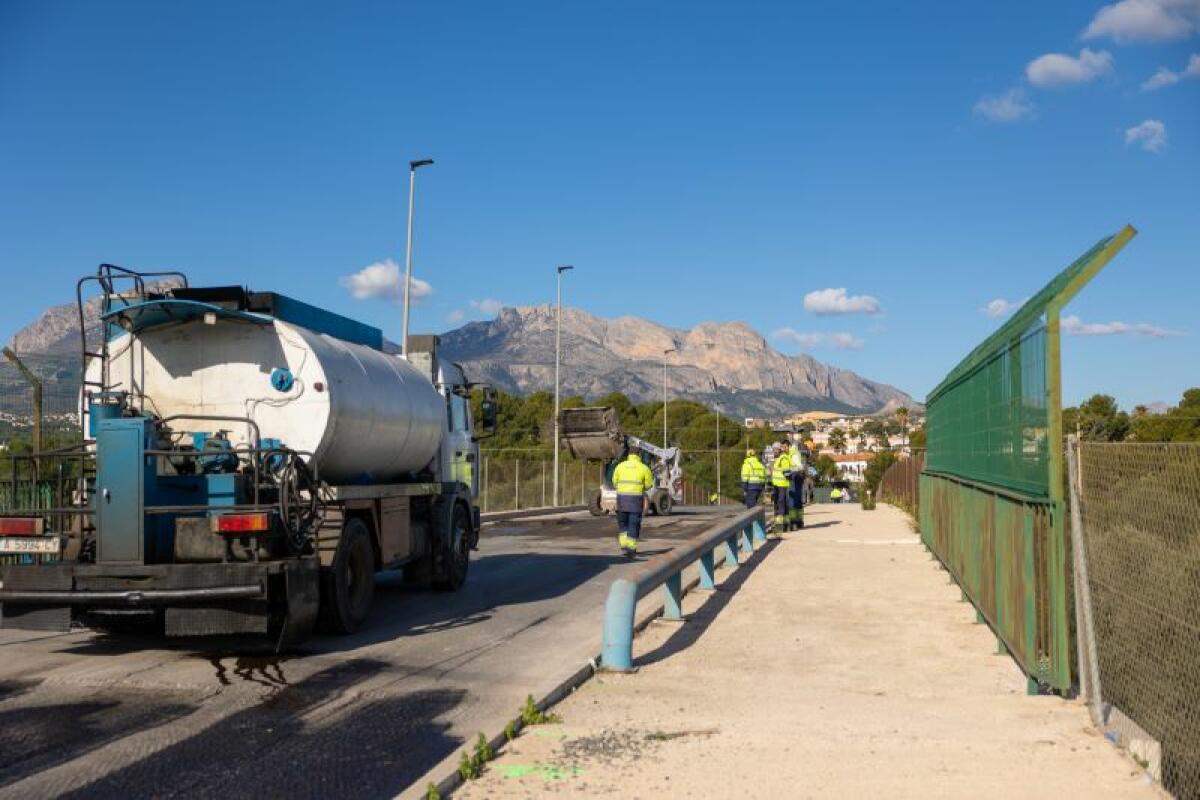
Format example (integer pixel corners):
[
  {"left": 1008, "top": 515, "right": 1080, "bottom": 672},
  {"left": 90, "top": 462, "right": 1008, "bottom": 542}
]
[{"left": 0, "top": 264, "right": 496, "bottom": 649}]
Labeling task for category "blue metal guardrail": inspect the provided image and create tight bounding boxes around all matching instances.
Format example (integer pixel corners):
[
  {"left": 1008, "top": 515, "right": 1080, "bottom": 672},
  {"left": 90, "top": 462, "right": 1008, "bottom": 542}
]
[{"left": 600, "top": 506, "right": 768, "bottom": 671}]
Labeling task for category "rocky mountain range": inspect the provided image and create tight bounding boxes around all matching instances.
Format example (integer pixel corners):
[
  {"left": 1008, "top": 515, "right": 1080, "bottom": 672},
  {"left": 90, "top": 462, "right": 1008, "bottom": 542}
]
[
  {"left": 6, "top": 294, "right": 916, "bottom": 419},
  {"left": 438, "top": 305, "right": 915, "bottom": 418}
]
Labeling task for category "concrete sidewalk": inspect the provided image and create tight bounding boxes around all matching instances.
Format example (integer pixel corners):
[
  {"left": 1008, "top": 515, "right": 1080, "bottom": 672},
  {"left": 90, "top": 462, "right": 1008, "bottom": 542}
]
[{"left": 457, "top": 503, "right": 1161, "bottom": 799}]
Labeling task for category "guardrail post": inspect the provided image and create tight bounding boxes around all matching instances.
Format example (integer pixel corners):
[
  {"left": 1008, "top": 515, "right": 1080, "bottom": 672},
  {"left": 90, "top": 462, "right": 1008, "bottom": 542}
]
[
  {"left": 723, "top": 535, "right": 739, "bottom": 568},
  {"left": 663, "top": 572, "right": 683, "bottom": 620},
  {"left": 601, "top": 578, "right": 638, "bottom": 671},
  {"left": 739, "top": 524, "right": 752, "bottom": 553},
  {"left": 751, "top": 518, "right": 766, "bottom": 544},
  {"left": 698, "top": 550, "right": 716, "bottom": 589}
]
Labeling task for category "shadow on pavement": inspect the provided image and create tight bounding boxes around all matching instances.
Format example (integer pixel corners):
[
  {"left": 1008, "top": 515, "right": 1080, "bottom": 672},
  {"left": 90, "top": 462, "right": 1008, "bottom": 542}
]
[
  {"left": 0, "top": 690, "right": 197, "bottom": 789},
  {"left": 800, "top": 520, "right": 841, "bottom": 530},
  {"left": 60, "top": 658, "right": 465, "bottom": 799},
  {"left": 635, "top": 539, "right": 779, "bottom": 669}
]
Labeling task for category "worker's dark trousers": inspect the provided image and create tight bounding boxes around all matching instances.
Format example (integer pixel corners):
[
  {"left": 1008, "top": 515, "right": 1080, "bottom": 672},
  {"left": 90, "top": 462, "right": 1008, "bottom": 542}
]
[
  {"left": 616, "top": 511, "right": 643, "bottom": 541},
  {"left": 772, "top": 485, "right": 789, "bottom": 520},
  {"left": 743, "top": 485, "right": 762, "bottom": 509},
  {"left": 789, "top": 475, "right": 805, "bottom": 526}
]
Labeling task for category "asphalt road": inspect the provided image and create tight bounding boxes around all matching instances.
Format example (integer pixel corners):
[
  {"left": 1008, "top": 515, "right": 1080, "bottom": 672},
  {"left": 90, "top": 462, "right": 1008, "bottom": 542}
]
[{"left": 0, "top": 505, "right": 737, "bottom": 799}]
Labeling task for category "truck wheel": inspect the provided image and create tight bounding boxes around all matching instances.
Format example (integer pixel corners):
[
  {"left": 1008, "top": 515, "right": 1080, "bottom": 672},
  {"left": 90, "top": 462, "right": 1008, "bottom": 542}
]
[
  {"left": 319, "top": 518, "right": 376, "bottom": 634},
  {"left": 433, "top": 503, "right": 471, "bottom": 591},
  {"left": 588, "top": 490, "right": 604, "bottom": 517},
  {"left": 657, "top": 494, "right": 673, "bottom": 516}
]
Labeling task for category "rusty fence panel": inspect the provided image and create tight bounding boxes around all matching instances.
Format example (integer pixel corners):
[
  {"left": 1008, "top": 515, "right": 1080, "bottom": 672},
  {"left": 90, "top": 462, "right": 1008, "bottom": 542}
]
[
  {"left": 879, "top": 449, "right": 924, "bottom": 515},
  {"left": 919, "top": 227, "right": 1135, "bottom": 694}
]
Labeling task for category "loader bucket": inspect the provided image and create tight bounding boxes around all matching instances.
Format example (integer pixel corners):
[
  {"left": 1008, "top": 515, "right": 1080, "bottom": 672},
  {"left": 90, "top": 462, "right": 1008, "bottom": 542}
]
[{"left": 557, "top": 407, "right": 624, "bottom": 460}]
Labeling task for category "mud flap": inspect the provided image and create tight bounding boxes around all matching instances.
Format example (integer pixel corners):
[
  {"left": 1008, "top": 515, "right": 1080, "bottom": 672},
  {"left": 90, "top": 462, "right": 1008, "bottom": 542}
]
[{"left": 274, "top": 556, "right": 319, "bottom": 652}]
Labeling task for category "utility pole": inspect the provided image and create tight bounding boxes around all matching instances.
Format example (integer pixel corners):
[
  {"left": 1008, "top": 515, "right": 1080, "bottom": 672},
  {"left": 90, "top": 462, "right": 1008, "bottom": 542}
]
[
  {"left": 552, "top": 265, "right": 574, "bottom": 506},
  {"left": 715, "top": 402, "right": 721, "bottom": 501},
  {"left": 662, "top": 348, "right": 675, "bottom": 449},
  {"left": 401, "top": 158, "right": 434, "bottom": 357}
]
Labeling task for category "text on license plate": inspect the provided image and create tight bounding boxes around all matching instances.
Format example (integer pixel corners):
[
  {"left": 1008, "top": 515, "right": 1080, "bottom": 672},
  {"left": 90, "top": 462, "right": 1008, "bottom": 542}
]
[{"left": 0, "top": 537, "right": 61, "bottom": 554}]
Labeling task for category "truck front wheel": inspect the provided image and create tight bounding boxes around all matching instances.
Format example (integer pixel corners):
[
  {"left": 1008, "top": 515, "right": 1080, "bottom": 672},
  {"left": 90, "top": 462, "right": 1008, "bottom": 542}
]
[
  {"left": 433, "top": 503, "right": 471, "bottom": 591},
  {"left": 319, "top": 518, "right": 376, "bottom": 634}
]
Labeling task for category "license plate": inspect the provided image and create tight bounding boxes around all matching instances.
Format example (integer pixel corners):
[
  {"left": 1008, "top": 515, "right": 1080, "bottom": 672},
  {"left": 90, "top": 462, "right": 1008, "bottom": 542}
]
[{"left": 0, "top": 537, "right": 61, "bottom": 555}]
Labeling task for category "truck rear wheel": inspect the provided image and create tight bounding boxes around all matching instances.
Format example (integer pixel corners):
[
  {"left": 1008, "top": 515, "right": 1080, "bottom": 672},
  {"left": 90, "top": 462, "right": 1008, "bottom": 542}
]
[
  {"left": 319, "top": 518, "right": 376, "bottom": 634},
  {"left": 657, "top": 494, "right": 673, "bottom": 516},
  {"left": 588, "top": 490, "right": 604, "bottom": 517}
]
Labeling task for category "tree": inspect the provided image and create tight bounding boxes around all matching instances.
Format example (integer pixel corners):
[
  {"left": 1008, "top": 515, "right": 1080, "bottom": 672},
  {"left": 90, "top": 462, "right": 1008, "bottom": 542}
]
[
  {"left": 828, "top": 428, "right": 847, "bottom": 454},
  {"left": 1129, "top": 388, "right": 1200, "bottom": 442},
  {"left": 908, "top": 425, "right": 927, "bottom": 449},
  {"left": 863, "top": 450, "right": 898, "bottom": 496},
  {"left": 1062, "top": 394, "right": 1129, "bottom": 442},
  {"left": 813, "top": 454, "right": 838, "bottom": 484},
  {"left": 895, "top": 406, "right": 910, "bottom": 445}
]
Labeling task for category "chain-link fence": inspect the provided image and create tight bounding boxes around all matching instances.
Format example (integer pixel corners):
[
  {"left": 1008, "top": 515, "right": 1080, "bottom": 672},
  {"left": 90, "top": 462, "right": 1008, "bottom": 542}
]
[
  {"left": 1069, "top": 439, "right": 1200, "bottom": 798},
  {"left": 477, "top": 452, "right": 726, "bottom": 514},
  {"left": 878, "top": 449, "right": 924, "bottom": 515},
  {"left": 0, "top": 351, "right": 82, "bottom": 454}
]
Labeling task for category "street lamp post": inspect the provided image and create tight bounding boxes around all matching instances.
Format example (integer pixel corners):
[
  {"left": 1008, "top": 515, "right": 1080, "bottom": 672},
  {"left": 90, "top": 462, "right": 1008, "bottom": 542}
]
[
  {"left": 715, "top": 402, "right": 721, "bottom": 501},
  {"left": 662, "top": 348, "right": 675, "bottom": 449},
  {"left": 552, "top": 265, "right": 574, "bottom": 507},
  {"left": 401, "top": 158, "right": 434, "bottom": 357}
]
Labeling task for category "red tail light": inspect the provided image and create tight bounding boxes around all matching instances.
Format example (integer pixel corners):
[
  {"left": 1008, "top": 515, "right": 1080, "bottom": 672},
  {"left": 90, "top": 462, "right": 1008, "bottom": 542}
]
[
  {"left": 0, "top": 517, "right": 44, "bottom": 536},
  {"left": 210, "top": 513, "right": 271, "bottom": 534}
]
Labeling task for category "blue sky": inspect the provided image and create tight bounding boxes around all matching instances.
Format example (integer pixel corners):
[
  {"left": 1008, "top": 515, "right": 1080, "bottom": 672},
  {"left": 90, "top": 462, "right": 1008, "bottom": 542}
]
[{"left": 1, "top": 0, "right": 1196, "bottom": 408}]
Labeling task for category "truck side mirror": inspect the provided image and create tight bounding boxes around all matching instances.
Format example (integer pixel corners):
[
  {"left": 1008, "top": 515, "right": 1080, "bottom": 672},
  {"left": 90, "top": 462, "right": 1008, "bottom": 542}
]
[{"left": 478, "top": 387, "right": 498, "bottom": 437}]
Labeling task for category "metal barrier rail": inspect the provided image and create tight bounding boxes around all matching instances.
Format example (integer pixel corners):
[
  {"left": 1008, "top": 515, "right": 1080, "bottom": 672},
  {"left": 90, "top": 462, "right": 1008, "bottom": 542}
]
[
  {"left": 480, "top": 505, "right": 587, "bottom": 523},
  {"left": 600, "top": 506, "right": 767, "bottom": 671}
]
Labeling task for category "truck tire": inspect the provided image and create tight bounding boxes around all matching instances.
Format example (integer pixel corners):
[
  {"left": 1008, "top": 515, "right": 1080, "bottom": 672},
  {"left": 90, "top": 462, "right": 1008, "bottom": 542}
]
[
  {"left": 319, "top": 518, "right": 376, "bottom": 634},
  {"left": 657, "top": 494, "right": 673, "bottom": 515},
  {"left": 588, "top": 490, "right": 604, "bottom": 517},
  {"left": 433, "top": 502, "right": 471, "bottom": 591}
]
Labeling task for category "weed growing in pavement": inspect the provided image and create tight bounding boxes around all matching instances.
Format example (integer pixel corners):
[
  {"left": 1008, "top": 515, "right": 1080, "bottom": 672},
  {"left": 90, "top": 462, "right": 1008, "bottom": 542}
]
[
  {"left": 424, "top": 783, "right": 441, "bottom": 800},
  {"left": 520, "top": 694, "right": 561, "bottom": 725},
  {"left": 504, "top": 720, "right": 517, "bottom": 742},
  {"left": 475, "top": 732, "right": 495, "bottom": 763},
  {"left": 458, "top": 751, "right": 480, "bottom": 781}
]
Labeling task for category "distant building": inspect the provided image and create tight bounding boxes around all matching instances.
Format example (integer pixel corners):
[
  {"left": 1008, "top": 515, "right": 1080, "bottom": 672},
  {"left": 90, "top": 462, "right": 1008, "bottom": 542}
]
[
  {"left": 829, "top": 452, "right": 875, "bottom": 482},
  {"left": 744, "top": 418, "right": 770, "bottom": 429}
]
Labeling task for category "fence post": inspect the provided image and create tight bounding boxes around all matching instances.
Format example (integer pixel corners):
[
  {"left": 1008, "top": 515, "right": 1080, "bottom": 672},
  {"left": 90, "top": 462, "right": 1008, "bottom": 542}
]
[
  {"left": 541, "top": 460, "right": 546, "bottom": 507},
  {"left": 515, "top": 460, "right": 520, "bottom": 510},
  {"left": 1066, "top": 435, "right": 1105, "bottom": 726},
  {"left": 580, "top": 461, "right": 585, "bottom": 505},
  {"left": 483, "top": 456, "right": 489, "bottom": 513}
]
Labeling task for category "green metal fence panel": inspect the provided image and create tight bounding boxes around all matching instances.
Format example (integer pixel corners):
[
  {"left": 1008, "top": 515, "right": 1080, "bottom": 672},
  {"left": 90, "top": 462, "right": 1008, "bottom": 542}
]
[{"left": 920, "top": 225, "right": 1136, "bottom": 693}]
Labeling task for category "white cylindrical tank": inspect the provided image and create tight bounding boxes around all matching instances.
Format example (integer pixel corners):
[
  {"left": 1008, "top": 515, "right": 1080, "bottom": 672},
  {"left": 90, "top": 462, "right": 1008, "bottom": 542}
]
[{"left": 91, "top": 316, "right": 446, "bottom": 484}]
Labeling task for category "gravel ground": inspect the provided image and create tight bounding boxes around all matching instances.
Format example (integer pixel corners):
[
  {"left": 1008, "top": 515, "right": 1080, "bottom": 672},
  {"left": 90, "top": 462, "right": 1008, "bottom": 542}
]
[{"left": 457, "top": 504, "right": 1166, "bottom": 800}]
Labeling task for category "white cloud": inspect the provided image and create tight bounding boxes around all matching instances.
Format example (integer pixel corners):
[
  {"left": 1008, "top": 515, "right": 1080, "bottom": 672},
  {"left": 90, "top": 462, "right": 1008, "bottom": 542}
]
[
  {"left": 470, "top": 298, "right": 505, "bottom": 316},
  {"left": 973, "top": 88, "right": 1035, "bottom": 123},
  {"left": 772, "top": 328, "right": 865, "bottom": 350},
  {"left": 803, "top": 288, "right": 882, "bottom": 316},
  {"left": 338, "top": 259, "right": 432, "bottom": 303},
  {"left": 1026, "top": 48, "right": 1114, "bottom": 88},
  {"left": 1142, "top": 66, "right": 1182, "bottom": 89},
  {"left": 982, "top": 298, "right": 1018, "bottom": 319},
  {"left": 1062, "top": 314, "right": 1181, "bottom": 337},
  {"left": 1083, "top": 0, "right": 1200, "bottom": 43},
  {"left": 1141, "top": 53, "right": 1200, "bottom": 89},
  {"left": 1125, "top": 119, "right": 1168, "bottom": 152},
  {"left": 445, "top": 309, "right": 465, "bottom": 324}
]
